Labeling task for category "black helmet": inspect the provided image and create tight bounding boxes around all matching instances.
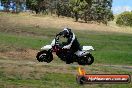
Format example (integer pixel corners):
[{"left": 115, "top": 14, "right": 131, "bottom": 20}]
[{"left": 63, "top": 28, "right": 71, "bottom": 38}]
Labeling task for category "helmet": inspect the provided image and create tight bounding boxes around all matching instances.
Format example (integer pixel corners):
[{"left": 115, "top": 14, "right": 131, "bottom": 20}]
[{"left": 63, "top": 28, "right": 71, "bottom": 38}]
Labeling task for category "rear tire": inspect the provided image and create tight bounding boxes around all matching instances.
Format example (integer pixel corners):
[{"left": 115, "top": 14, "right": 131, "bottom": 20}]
[
  {"left": 36, "top": 50, "right": 53, "bottom": 63},
  {"left": 86, "top": 54, "right": 94, "bottom": 65},
  {"left": 78, "top": 54, "right": 94, "bottom": 65},
  {"left": 78, "top": 58, "right": 87, "bottom": 65}
]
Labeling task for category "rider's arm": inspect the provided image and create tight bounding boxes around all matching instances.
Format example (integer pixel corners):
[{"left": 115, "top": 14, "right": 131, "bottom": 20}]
[
  {"left": 62, "top": 33, "right": 75, "bottom": 49},
  {"left": 56, "top": 31, "right": 63, "bottom": 36}
]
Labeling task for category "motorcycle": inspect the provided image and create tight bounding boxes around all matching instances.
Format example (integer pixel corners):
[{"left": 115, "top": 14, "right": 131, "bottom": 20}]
[{"left": 36, "top": 35, "right": 94, "bottom": 65}]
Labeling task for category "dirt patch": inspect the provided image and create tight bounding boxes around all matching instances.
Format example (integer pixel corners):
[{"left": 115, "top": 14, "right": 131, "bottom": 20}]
[
  {"left": 0, "top": 49, "right": 38, "bottom": 60},
  {"left": 102, "top": 64, "right": 132, "bottom": 72},
  {"left": 0, "top": 48, "right": 132, "bottom": 73}
]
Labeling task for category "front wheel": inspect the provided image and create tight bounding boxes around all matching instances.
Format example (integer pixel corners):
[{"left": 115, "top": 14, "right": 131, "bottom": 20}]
[{"left": 36, "top": 50, "right": 53, "bottom": 63}]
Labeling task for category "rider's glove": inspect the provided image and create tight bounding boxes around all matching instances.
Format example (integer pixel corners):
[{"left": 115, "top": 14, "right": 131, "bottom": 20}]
[{"left": 62, "top": 45, "right": 70, "bottom": 49}]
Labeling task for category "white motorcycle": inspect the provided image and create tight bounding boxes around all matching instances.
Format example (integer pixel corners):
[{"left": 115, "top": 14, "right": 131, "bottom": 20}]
[{"left": 36, "top": 35, "right": 94, "bottom": 65}]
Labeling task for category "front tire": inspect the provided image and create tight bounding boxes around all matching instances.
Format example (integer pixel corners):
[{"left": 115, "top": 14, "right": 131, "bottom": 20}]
[{"left": 36, "top": 50, "right": 53, "bottom": 63}]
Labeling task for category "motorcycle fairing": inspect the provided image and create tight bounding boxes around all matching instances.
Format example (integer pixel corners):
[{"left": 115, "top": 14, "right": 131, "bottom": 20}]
[
  {"left": 41, "top": 39, "right": 56, "bottom": 50},
  {"left": 51, "top": 39, "right": 55, "bottom": 46}
]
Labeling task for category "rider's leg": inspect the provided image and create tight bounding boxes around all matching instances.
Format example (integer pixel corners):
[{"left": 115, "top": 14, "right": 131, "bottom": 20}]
[{"left": 66, "top": 50, "right": 73, "bottom": 64}]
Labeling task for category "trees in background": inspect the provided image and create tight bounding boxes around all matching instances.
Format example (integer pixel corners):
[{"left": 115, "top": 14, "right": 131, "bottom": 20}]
[
  {"left": 116, "top": 11, "right": 132, "bottom": 27},
  {"left": 1, "top": 0, "right": 114, "bottom": 24},
  {"left": 1, "top": 0, "right": 10, "bottom": 11},
  {"left": 56, "top": 0, "right": 114, "bottom": 24},
  {"left": 26, "top": 0, "right": 57, "bottom": 14},
  {"left": 1, "top": 0, "right": 26, "bottom": 13},
  {"left": 15, "top": 0, "right": 26, "bottom": 13},
  {"left": 89, "top": 0, "right": 114, "bottom": 24}
]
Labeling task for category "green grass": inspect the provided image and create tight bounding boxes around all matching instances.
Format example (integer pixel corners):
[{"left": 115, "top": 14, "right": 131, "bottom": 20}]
[
  {"left": 0, "top": 13, "right": 132, "bottom": 88},
  {"left": 76, "top": 31, "right": 132, "bottom": 65},
  {"left": 0, "top": 55, "right": 131, "bottom": 88},
  {"left": 0, "top": 71, "right": 131, "bottom": 88},
  {"left": 0, "top": 32, "right": 51, "bottom": 50},
  {"left": 0, "top": 26, "right": 132, "bottom": 65}
]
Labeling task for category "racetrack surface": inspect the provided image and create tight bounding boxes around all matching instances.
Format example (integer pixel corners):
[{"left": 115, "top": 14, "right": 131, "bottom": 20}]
[{"left": 0, "top": 12, "right": 132, "bottom": 88}]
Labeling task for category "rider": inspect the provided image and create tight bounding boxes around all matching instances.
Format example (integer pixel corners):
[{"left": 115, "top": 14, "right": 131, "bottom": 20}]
[{"left": 56, "top": 27, "right": 81, "bottom": 64}]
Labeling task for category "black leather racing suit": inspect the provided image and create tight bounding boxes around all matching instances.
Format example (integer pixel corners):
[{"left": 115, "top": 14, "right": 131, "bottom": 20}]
[
  {"left": 63, "top": 32, "right": 80, "bottom": 52},
  {"left": 57, "top": 30, "right": 81, "bottom": 64}
]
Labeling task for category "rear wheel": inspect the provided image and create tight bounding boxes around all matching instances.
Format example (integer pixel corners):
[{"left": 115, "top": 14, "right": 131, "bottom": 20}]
[
  {"left": 78, "top": 58, "right": 87, "bottom": 65},
  {"left": 78, "top": 54, "right": 94, "bottom": 65},
  {"left": 36, "top": 50, "right": 53, "bottom": 63},
  {"left": 86, "top": 54, "right": 94, "bottom": 65}
]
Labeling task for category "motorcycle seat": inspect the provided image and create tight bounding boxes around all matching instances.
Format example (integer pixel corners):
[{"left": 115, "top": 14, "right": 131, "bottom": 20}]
[
  {"left": 74, "top": 50, "right": 89, "bottom": 57},
  {"left": 82, "top": 46, "right": 94, "bottom": 51}
]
